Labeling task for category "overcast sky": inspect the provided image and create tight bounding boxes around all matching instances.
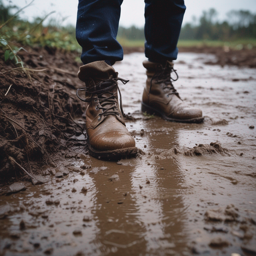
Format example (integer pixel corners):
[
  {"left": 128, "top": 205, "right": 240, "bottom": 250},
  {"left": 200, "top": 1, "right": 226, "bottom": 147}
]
[{"left": 5, "top": 0, "right": 256, "bottom": 27}]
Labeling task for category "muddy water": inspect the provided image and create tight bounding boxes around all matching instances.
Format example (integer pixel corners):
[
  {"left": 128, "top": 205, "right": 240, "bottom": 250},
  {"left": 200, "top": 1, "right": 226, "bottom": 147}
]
[{"left": 0, "top": 53, "right": 256, "bottom": 256}]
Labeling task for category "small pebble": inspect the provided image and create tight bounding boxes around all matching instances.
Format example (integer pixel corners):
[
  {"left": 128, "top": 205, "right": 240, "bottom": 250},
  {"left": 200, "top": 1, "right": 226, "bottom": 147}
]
[
  {"left": 33, "top": 243, "right": 40, "bottom": 248},
  {"left": 109, "top": 174, "right": 119, "bottom": 182},
  {"left": 19, "top": 220, "right": 26, "bottom": 230},
  {"left": 44, "top": 248, "right": 53, "bottom": 255},
  {"left": 73, "top": 230, "right": 82, "bottom": 236},
  {"left": 55, "top": 172, "right": 63, "bottom": 178},
  {"left": 83, "top": 216, "right": 92, "bottom": 222},
  {"left": 80, "top": 165, "right": 91, "bottom": 169},
  {"left": 45, "top": 199, "right": 60, "bottom": 205},
  {"left": 10, "top": 232, "right": 20, "bottom": 239},
  {"left": 209, "top": 237, "right": 229, "bottom": 247},
  {"left": 81, "top": 187, "right": 88, "bottom": 193}
]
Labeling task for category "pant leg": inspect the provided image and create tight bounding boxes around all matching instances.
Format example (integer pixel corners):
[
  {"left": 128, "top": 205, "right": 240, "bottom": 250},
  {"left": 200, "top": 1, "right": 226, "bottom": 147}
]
[
  {"left": 76, "top": 0, "right": 123, "bottom": 66},
  {"left": 144, "top": 0, "right": 186, "bottom": 63}
]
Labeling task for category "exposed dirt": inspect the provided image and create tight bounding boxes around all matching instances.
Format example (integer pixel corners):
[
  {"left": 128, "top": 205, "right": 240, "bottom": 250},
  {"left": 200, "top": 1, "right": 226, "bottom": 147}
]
[
  {"left": 0, "top": 47, "right": 86, "bottom": 184},
  {"left": 183, "top": 142, "right": 230, "bottom": 156},
  {"left": 0, "top": 49, "right": 256, "bottom": 256},
  {"left": 188, "top": 47, "right": 256, "bottom": 68},
  {"left": 123, "top": 46, "right": 256, "bottom": 68}
]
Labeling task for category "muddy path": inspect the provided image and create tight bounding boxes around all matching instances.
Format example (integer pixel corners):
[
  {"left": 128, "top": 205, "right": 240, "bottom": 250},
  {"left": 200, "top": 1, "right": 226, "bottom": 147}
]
[
  {"left": 123, "top": 46, "right": 256, "bottom": 68},
  {"left": 0, "top": 52, "right": 256, "bottom": 256}
]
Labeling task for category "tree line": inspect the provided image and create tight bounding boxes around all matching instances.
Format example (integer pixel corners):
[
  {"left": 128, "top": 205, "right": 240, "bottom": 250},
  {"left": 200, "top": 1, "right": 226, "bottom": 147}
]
[{"left": 118, "top": 8, "right": 256, "bottom": 41}]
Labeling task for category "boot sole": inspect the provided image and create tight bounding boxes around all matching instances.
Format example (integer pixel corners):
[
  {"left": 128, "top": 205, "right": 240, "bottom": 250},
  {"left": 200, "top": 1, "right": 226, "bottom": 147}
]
[
  {"left": 141, "top": 102, "right": 204, "bottom": 124},
  {"left": 88, "top": 144, "right": 139, "bottom": 160}
]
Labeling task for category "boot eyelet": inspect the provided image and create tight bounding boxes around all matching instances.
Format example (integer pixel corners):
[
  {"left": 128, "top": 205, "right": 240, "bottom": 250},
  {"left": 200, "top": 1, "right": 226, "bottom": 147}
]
[
  {"left": 98, "top": 116, "right": 101, "bottom": 121},
  {"left": 94, "top": 98, "right": 98, "bottom": 102},
  {"left": 95, "top": 105, "right": 99, "bottom": 110}
]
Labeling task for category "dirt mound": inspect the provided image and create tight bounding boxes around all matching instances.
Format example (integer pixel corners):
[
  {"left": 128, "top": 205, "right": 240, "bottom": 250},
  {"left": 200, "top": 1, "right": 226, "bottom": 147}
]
[
  {"left": 122, "top": 46, "right": 256, "bottom": 68},
  {"left": 211, "top": 119, "right": 229, "bottom": 126},
  {"left": 0, "top": 47, "right": 86, "bottom": 183},
  {"left": 205, "top": 49, "right": 256, "bottom": 68},
  {"left": 151, "top": 46, "right": 256, "bottom": 68},
  {"left": 179, "top": 46, "right": 256, "bottom": 68},
  {"left": 184, "top": 142, "right": 229, "bottom": 156}
]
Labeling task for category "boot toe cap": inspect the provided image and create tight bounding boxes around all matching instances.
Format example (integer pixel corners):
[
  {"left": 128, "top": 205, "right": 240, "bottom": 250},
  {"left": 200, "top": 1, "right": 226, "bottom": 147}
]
[
  {"left": 90, "top": 131, "right": 136, "bottom": 151},
  {"left": 173, "top": 108, "right": 203, "bottom": 120}
]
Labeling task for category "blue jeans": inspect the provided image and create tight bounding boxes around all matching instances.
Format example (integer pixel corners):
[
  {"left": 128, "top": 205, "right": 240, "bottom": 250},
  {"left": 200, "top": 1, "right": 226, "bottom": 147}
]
[{"left": 76, "top": 0, "right": 186, "bottom": 65}]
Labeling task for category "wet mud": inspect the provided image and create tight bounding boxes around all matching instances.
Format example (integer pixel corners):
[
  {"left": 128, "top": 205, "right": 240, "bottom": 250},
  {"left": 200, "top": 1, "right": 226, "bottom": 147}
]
[
  {"left": 0, "top": 47, "right": 85, "bottom": 183},
  {"left": 180, "top": 46, "right": 256, "bottom": 68},
  {"left": 1, "top": 51, "right": 256, "bottom": 256},
  {"left": 124, "top": 46, "right": 256, "bottom": 68}
]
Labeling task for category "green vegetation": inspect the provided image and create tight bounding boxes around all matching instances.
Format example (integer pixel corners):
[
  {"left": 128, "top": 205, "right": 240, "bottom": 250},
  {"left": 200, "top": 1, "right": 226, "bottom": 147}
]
[
  {"left": 1, "top": 0, "right": 255, "bottom": 68},
  {"left": 117, "top": 37, "right": 144, "bottom": 47},
  {"left": 0, "top": 0, "right": 80, "bottom": 75},
  {"left": 142, "top": 112, "right": 155, "bottom": 119},
  {"left": 0, "top": 0, "right": 79, "bottom": 52},
  {"left": 180, "top": 9, "right": 256, "bottom": 41},
  {"left": 117, "top": 38, "right": 256, "bottom": 49},
  {"left": 118, "top": 26, "right": 144, "bottom": 41}
]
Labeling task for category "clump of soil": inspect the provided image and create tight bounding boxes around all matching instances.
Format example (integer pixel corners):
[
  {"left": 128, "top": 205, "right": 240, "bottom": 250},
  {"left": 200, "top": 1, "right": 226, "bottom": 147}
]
[
  {"left": 123, "top": 46, "right": 256, "bottom": 68},
  {"left": 0, "top": 46, "right": 86, "bottom": 183},
  {"left": 211, "top": 119, "right": 229, "bottom": 126},
  {"left": 184, "top": 142, "right": 229, "bottom": 156},
  {"left": 205, "top": 204, "right": 239, "bottom": 222},
  {"left": 179, "top": 46, "right": 256, "bottom": 68}
]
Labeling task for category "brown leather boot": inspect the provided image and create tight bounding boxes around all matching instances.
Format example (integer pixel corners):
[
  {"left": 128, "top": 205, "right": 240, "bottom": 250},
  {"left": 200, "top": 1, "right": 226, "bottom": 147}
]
[
  {"left": 142, "top": 60, "right": 204, "bottom": 123},
  {"left": 77, "top": 61, "right": 137, "bottom": 160}
]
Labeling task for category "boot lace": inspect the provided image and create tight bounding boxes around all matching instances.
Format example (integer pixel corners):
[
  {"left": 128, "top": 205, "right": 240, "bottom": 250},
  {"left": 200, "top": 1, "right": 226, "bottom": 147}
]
[
  {"left": 76, "top": 76, "right": 128, "bottom": 119},
  {"left": 149, "top": 63, "right": 180, "bottom": 98}
]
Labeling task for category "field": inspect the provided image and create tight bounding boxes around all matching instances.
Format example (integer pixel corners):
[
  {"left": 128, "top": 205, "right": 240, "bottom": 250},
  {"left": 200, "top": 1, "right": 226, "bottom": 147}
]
[
  {"left": 1, "top": 3, "right": 256, "bottom": 256},
  {"left": 118, "top": 37, "right": 256, "bottom": 49}
]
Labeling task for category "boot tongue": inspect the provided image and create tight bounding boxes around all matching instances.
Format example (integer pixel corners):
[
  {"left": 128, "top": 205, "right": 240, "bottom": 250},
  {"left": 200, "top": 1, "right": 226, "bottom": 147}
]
[
  {"left": 78, "top": 60, "right": 118, "bottom": 84},
  {"left": 166, "top": 60, "right": 173, "bottom": 68}
]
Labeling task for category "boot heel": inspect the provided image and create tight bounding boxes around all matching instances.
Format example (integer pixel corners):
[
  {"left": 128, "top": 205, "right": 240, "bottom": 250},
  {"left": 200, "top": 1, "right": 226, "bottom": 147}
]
[{"left": 141, "top": 102, "right": 155, "bottom": 115}]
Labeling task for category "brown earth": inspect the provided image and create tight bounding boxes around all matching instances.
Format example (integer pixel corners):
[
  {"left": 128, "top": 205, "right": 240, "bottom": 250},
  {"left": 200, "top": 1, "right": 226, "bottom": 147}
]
[
  {"left": 0, "top": 49, "right": 256, "bottom": 256},
  {"left": 0, "top": 45, "right": 255, "bottom": 185},
  {"left": 0, "top": 47, "right": 86, "bottom": 184},
  {"left": 123, "top": 46, "right": 256, "bottom": 68}
]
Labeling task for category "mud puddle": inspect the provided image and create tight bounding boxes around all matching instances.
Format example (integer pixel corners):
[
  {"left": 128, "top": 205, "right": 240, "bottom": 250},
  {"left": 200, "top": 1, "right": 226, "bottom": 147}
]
[{"left": 0, "top": 53, "right": 256, "bottom": 256}]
